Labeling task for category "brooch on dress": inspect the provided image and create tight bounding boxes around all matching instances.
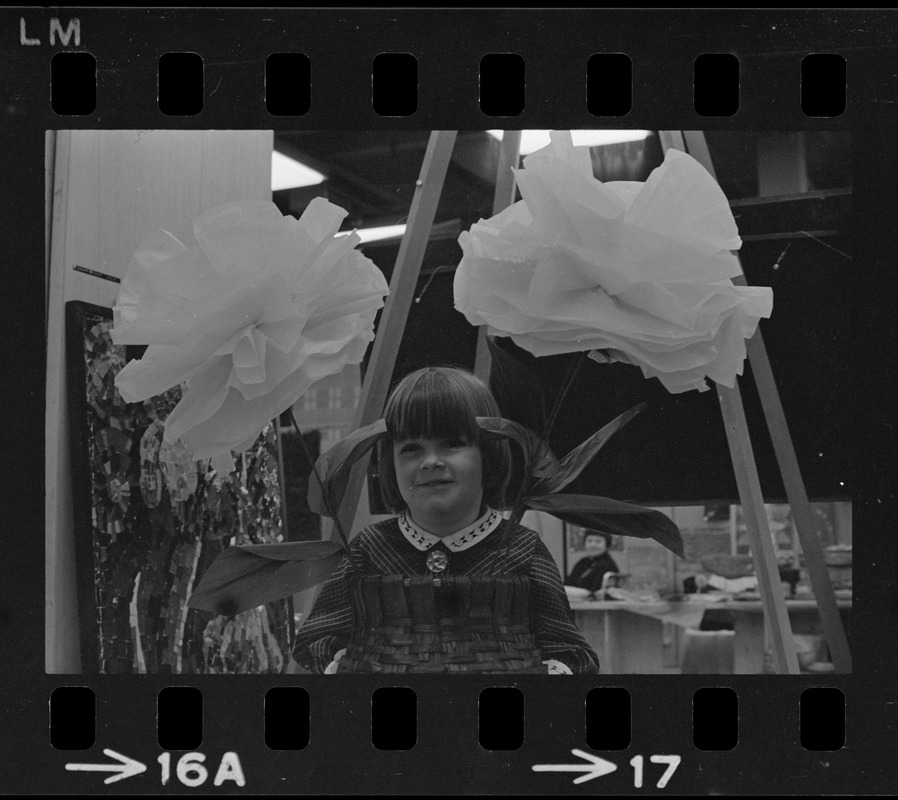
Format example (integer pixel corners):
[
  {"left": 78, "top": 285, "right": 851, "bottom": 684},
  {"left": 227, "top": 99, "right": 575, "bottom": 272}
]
[{"left": 425, "top": 549, "right": 449, "bottom": 575}]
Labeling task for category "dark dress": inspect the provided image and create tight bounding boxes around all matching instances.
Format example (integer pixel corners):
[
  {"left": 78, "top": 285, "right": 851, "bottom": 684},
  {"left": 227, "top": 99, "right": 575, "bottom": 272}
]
[
  {"left": 292, "top": 517, "right": 600, "bottom": 674},
  {"left": 566, "top": 553, "right": 620, "bottom": 593}
]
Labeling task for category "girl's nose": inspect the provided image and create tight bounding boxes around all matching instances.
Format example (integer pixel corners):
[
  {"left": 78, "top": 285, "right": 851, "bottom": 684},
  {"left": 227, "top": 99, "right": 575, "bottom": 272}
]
[{"left": 420, "top": 445, "right": 444, "bottom": 469}]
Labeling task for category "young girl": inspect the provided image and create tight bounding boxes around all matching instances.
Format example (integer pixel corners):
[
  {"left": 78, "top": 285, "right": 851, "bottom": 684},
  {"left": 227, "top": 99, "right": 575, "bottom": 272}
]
[{"left": 292, "top": 366, "right": 600, "bottom": 674}]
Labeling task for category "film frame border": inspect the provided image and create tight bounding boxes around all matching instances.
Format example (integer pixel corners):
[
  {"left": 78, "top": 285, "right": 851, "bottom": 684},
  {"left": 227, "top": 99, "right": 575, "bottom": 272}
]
[{"left": 3, "top": 6, "right": 897, "bottom": 795}]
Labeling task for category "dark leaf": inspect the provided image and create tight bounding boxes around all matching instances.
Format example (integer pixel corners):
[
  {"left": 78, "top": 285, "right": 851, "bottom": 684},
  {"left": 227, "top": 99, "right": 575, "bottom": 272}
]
[
  {"left": 476, "top": 416, "right": 560, "bottom": 479},
  {"left": 524, "top": 494, "right": 684, "bottom": 557},
  {"left": 188, "top": 540, "right": 345, "bottom": 616},
  {"left": 535, "top": 403, "right": 647, "bottom": 495},
  {"left": 307, "top": 418, "right": 387, "bottom": 517},
  {"left": 486, "top": 336, "right": 548, "bottom": 434}
]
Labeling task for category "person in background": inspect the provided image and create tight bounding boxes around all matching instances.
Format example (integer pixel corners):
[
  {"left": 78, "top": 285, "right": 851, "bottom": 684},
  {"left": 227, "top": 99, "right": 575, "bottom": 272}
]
[{"left": 565, "top": 530, "right": 620, "bottom": 594}]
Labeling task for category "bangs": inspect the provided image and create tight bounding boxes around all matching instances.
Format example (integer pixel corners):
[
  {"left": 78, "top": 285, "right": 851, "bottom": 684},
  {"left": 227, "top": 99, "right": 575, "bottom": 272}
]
[
  {"left": 377, "top": 366, "right": 511, "bottom": 513},
  {"left": 385, "top": 370, "right": 481, "bottom": 443}
]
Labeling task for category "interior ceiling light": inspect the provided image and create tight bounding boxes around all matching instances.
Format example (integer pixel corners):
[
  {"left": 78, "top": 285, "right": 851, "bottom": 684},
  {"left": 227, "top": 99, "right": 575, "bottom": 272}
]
[
  {"left": 486, "top": 129, "right": 651, "bottom": 155},
  {"left": 338, "top": 224, "right": 407, "bottom": 244},
  {"left": 271, "top": 150, "right": 326, "bottom": 191}
]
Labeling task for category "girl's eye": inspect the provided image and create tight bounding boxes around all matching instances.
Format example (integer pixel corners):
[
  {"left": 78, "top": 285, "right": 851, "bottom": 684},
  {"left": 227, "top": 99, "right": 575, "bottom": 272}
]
[{"left": 446, "top": 439, "right": 468, "bottom": 448}]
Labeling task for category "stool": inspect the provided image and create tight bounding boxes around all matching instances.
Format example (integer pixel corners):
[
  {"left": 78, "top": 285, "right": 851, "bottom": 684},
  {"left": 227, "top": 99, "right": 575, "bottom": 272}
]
[{"left": 680, "top": 629, "right": 735, "bottom": 674}]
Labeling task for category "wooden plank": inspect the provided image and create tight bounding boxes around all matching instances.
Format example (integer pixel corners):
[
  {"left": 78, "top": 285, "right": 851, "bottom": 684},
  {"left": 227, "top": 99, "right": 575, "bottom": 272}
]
[
  {"left": 678, "top": 129, "right": 850, "bottom": 673},
  {"left": 659, "top": 130, "right": 799, "bottom": 673},
  {"left": 472, "top": 328, "right": 492, "bottom": 385},
  {"left": 336, "top": 131, "right": 459, "bottom": 536},
  {"left": 742, "top": 325, "right": 853, "bottom": 672},
  {"left": 474, "top": 130, "right": 522, "bottom": 382},
  {"left": 729, "top": 186, "right": 853, "bottom": 207},
  {"left": 46, "top": 131, "right": 80, "bottom": 673},
  {"left": 741, "top": 230, "right": 841, "bottom": 243},
  {"left": 717, "top": 383, "right": 800, "bottom": 673},
  {"left": 658, "top": 130, "right": 688, "bottom": 157}
]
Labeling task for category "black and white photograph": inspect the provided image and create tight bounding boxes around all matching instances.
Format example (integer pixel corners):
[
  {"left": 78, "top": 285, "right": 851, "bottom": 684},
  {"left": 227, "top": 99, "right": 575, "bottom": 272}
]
[
  {"left": 46, "top": 128, "right": 855, "bottom": 679},
  {"left": 3, "top": 7, "right": 897, "bottom": 796}
]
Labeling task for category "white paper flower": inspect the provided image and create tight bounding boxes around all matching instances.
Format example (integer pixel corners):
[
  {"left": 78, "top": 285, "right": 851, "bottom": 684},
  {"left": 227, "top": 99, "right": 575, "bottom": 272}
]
[
  {"left": 454, "top": 131, "right": 773, "bottom": 393},
  {"left": 112, "top": 199, "right": 388, "bottom": 460}
]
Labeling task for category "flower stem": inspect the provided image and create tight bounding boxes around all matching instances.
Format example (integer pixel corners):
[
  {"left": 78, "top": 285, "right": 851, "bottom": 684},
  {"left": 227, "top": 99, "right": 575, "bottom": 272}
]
[
  {"left": 286, "top": 408, "right": 352, "bottom": 553},
  {"left": 506, "top": 475, "right": 532, "bottom": 530},
  {"left": 505, "top": 352, "right": 587, "bottom": 529},
  {"left": 544, "top": 350, "right": 587, "bottom": 446}
]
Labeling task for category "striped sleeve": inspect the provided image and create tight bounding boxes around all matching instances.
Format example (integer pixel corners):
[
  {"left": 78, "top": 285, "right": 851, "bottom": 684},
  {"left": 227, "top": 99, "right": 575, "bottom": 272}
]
[
  {"left": 291, "top": 552, "right": 355, "bottom": 674},
  {"left": 528, "top": 537, "right": 601, "bottom": 674}
]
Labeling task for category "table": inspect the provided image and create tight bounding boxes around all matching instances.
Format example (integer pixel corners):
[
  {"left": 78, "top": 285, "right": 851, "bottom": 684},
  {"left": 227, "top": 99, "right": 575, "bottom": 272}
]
[{"left": 569, "top": 597, "right": 852, "bottom": 674}]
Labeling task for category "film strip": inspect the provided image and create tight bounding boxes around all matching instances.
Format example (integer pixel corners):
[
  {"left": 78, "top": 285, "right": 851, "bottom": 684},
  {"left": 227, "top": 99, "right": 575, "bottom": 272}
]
[{"left": 3, "top": 7, "right": 897, "bottom": 795}]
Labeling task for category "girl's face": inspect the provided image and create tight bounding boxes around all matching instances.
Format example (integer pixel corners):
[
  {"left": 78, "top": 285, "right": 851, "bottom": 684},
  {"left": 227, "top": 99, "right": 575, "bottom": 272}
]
[{"left": 393, "top": 435, "right": 484, "bottom": 535}]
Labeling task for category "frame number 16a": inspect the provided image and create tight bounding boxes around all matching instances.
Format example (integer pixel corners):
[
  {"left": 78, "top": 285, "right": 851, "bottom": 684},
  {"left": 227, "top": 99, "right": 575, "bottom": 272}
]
[
  {"left": 158, "top": 752, "right": 245, "bottom": 787},
  {"left": 631, "top": 755, "right": 681, "bottom": 789}
]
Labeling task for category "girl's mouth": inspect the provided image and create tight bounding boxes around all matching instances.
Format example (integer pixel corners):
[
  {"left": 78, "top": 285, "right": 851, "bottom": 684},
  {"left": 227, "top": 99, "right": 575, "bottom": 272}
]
[{"left": 418, "top": 479, "right": 453, "bottom": 488}]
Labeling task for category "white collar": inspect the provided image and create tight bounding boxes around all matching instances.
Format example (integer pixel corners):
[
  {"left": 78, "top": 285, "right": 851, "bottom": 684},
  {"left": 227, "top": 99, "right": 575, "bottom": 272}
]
[{"left": 398, "top": 507, "right": 503, "bottom": 552}]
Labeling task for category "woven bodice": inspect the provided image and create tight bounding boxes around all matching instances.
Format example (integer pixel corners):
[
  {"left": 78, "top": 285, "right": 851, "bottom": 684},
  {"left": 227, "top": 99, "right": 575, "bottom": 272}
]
[{"left": 337, "top": 574, "right": 546, "bottom": 674}]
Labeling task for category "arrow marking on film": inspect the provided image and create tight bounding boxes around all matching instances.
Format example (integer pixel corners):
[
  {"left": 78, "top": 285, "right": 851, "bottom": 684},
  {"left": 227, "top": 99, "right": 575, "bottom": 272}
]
[
  {"left": 532, "top": 749, "right": 618, "bottom": 784},
  {"left": 65, "top": 748, "right": 147, "bottom": 784}
]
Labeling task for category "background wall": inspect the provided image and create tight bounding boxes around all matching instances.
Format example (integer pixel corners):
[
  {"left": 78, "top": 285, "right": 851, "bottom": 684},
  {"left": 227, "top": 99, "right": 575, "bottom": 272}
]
[{"left": 46, "top": 130, "right": 272, "bottom": 672}]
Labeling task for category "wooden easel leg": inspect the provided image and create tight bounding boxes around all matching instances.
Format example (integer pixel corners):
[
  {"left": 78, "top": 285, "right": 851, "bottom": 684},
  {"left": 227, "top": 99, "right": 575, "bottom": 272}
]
[
  {"left": 676, "top": 129, "right": 851, "bottom": 673},
  {"left": 474, "top": 130, "right": 522, "bottom": 383},
  {"left": 660, "top": 130, "right": 799, "bottom": 673},
  {"left": 742, "top": 328, "right": 852, "bottom": 672},
  {"left": 336, "top": 130, "right": 459, "bottom": 536},
  {"left": 718, "top": 382, "right": 801, "bottom": 674}
]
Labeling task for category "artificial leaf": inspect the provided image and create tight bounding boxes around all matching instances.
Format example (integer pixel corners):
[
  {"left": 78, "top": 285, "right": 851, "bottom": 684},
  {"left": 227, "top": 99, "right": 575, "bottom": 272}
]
[
  {"left": 485, "top": 336, "right": 548, "bottom": 434},
  {"left": 188, "top": 540, "right": 345, "bottom": 616},
  {"left": 307, "top": 417, "right": 387, "bottom": 517},
  {"left": 524, "top": 493, "right": 684, "bottom": 557},
  {"left": 535, "top": 403, "right": 646, "bottom": 495},
  {"left": 476, "top": 416, "right": 560, "bottom": 479}
]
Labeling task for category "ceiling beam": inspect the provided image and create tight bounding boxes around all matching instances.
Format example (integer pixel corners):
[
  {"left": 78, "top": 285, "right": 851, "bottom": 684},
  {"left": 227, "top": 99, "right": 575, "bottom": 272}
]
[{"left": 274, "top": 137, "right": 403, "bottom": 209}]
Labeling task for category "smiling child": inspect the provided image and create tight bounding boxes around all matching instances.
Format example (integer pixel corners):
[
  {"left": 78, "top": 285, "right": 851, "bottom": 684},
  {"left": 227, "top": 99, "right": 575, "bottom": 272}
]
[{"left": 292, "top": 366, "right": 600, "bottom": 674}]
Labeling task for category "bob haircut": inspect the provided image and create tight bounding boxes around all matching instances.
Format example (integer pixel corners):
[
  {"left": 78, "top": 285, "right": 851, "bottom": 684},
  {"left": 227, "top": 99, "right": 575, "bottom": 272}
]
[{"left": 376, "top": 366, "right": 511, "bottom": 513}]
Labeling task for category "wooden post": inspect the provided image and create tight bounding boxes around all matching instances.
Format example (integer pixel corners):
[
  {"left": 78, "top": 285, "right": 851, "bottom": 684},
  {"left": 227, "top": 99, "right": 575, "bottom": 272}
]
[
  {"left": 474, "top": 130, "right": 522, "bottom": 383},
  {"left": 679, "top": 129, "right": 851, "bottom": 673},
  {"left": 659, "top": 130, "right": 799, "bottom": 673},
  {"left": 716, "top": 384, "right": 800, "bottom": 673},
  {"left": 741, "top": 318, "right": 852, "bottom": 672},
  {"left": 336, "top": 131, "right": 459, "bottom": 536}
]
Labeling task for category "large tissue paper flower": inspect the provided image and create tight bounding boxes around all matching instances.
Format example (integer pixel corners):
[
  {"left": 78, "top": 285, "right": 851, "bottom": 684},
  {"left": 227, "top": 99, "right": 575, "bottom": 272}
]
[
  {"left": 112, "top": 199, "right": 389, "bottom": 462},
  {"left": 454, "top": 131, "right": 773, "bottom": 393}
]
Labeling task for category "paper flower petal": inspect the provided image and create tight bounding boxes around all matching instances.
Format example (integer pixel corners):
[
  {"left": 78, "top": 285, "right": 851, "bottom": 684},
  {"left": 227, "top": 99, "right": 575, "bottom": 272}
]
[
  {"left": 112, "top": 199, "right": 389, "bottom": 460},
  {"left": 454, "top": 132, "right": 773, "bottom": 393}
]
